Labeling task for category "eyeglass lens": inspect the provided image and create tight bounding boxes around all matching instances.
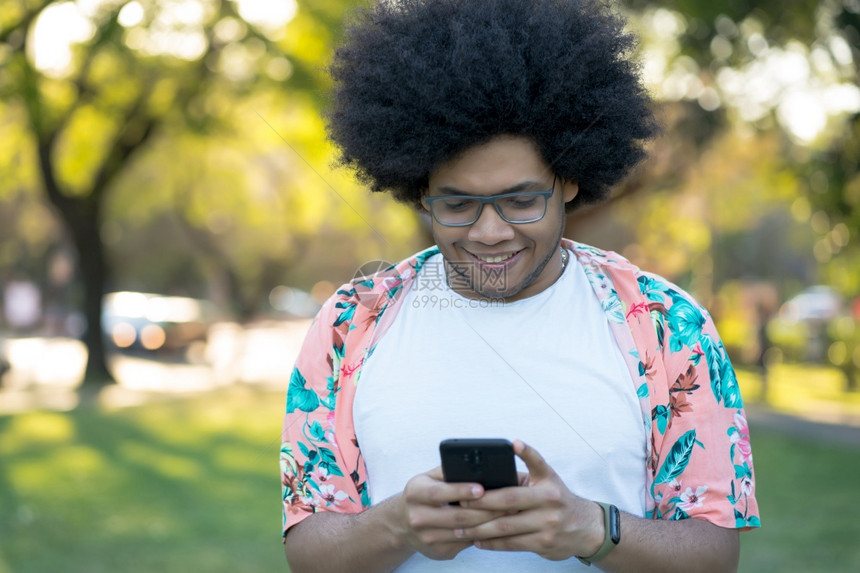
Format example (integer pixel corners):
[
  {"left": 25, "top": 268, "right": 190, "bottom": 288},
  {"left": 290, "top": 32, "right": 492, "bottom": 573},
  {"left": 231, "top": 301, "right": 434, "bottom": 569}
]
[{"left": 431, "top": 192, "right": 549, "bottom": 226}]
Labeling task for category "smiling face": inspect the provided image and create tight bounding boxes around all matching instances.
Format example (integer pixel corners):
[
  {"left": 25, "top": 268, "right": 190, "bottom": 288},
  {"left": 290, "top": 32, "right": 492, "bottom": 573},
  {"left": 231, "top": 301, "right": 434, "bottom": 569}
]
[{"left": 421, "top": 136, "right": 578, "bottom": 301}]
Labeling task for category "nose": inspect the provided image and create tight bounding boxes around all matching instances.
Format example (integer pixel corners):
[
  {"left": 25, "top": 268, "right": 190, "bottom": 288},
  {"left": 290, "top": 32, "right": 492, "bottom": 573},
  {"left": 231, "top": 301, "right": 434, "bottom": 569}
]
[{"left": 467, "top": 204, "right": 515, "bottom": 244}]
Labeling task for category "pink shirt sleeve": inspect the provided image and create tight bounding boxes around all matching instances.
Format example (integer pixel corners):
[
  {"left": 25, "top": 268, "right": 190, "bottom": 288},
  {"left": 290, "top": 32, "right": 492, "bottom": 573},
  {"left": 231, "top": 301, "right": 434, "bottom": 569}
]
[
  {"left": 280, "top": 292, "right": 367, "bottom": 536},
  {"left": 633, "top": 273, "right": 760, "bottom": 529}
]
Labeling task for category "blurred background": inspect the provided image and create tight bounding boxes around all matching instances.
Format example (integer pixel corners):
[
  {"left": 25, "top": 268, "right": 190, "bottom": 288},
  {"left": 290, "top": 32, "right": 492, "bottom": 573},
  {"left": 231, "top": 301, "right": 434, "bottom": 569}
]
[{"left": 0, "top": 1, "right": 859, "bottom": 571}]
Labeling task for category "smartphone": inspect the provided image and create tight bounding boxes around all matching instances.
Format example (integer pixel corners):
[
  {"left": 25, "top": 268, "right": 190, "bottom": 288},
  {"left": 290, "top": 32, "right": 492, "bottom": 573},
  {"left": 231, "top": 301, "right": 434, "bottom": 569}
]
[{"left": 439, "top": 438, "right": 518, "bottom": 490}]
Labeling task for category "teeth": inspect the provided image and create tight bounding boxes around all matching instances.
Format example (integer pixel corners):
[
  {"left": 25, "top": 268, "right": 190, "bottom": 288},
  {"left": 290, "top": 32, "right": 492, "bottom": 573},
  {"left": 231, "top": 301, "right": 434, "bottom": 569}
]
[{"left": 476, "top": 253, "right": 514, "bottom": 263}]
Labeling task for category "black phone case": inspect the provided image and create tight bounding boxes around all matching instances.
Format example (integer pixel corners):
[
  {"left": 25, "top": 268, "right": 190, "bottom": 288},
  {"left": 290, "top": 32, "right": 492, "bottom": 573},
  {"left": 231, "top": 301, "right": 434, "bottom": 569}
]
[{"left": 439, "top": 438, "right": 518, "bottom": 490}]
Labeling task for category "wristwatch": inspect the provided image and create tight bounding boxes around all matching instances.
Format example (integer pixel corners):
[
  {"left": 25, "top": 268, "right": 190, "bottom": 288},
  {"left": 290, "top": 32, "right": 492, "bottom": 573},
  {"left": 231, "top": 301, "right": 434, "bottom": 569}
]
[{"left": 576, "top": 502, "right": 621, "bottom": 566}]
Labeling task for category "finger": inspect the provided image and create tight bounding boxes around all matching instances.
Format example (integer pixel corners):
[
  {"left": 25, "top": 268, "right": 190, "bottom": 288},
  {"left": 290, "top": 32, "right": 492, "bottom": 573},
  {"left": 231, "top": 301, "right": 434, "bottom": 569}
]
[
  {"left": 461, "top": 483, "right": 552, "bottom": 512},
  {"left": 406, "top": 475, "right": 484, "bottom": 506},
  {"left": 473, "top": 532, "right": 543, "bottom": 553},
  {"left": 410, "top": 506, "right": 507, "bottom": 530},
  {"left": 459, "top": 513, "right": 542, "bottom": 541},
  {"left": 409, "top": 524, "right": 474, "bottom": 550},
  {"left": 513, "top": 439, "right": 554, "bottom": 481}
]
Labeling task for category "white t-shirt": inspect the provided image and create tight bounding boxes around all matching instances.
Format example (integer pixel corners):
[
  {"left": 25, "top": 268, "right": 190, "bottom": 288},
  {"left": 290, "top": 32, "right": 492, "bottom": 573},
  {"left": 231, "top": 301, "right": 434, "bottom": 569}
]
[{"left": 354, "top": 252, "right": 647, "bottom": 572}]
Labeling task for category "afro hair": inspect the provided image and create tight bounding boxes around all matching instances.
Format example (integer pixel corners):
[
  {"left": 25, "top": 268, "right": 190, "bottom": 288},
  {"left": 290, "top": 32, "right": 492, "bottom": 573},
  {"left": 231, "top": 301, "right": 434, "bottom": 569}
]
[{"left": 327, "top": 0, "right": 659, "bottom": 211}]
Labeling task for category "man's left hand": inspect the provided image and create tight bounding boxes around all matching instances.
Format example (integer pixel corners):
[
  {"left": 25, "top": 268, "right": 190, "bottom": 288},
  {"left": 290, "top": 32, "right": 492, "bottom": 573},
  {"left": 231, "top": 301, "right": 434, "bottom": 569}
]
[{"left": 458, "top": 439, "right": 604, "bottom": 561}]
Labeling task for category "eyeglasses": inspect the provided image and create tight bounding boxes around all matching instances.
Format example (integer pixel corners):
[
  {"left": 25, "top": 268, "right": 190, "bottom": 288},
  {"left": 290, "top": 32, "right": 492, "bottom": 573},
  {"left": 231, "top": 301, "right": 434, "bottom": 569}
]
[{"left": 424, "top": 178, "right": 556, "bottom": 227}]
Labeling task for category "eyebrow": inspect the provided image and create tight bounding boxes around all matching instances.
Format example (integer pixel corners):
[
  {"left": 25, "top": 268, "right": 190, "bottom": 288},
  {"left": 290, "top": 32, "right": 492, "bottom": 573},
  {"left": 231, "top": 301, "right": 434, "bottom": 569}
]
[{"left": 433, "top": 180, "right": 549, "bottom": 197}]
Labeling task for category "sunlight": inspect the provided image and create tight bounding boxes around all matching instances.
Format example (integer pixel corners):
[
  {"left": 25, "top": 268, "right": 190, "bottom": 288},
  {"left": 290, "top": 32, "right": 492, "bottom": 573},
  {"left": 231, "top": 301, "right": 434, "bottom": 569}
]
[
  {"left": 26, "top": 0, "right": 299, "bottom": 68},
  {"left": 5, "top": 412, "right": 74, "bottom": 445},
  {"left": 118, "top": 1, "right": 145, "bottom": 27},
  {"left": 234, "top": 0, "right": 298, "bottom": 38},
  {"left": 148, "top": 0, "right": 210, "bottom": 58},
  {"left": 635, "top": 8, "right": 686, "bottom": 95},
  {"left": 717, "top": 41, "right": 860, "bottom": 144},
  {"left": 28, "top": 2, "right": 94, "bottom": 77},
  {"left": 778, "top": 89, "right": 828, "bottom": 143},
  {"left": 630, "top": 6, "right": 860, "bottom": 145}
]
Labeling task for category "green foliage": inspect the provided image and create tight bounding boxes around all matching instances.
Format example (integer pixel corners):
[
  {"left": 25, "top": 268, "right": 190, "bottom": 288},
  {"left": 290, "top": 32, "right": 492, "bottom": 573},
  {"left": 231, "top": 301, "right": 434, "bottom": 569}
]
[
  {"left": 0, "top": 101, "right": 37, "bottom": 198},
  {"left": 624, "top": 0, "right": 829, "bottom": 63},
  {"left": 801, "top": 115, "right": 860, "bottom": 295}
]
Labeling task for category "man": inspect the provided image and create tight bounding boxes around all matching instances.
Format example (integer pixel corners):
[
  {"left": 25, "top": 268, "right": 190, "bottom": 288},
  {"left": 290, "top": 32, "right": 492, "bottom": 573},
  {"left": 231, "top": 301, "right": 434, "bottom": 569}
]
[{"left": 280, "top": 1, "right": 760, "bottom": 571}]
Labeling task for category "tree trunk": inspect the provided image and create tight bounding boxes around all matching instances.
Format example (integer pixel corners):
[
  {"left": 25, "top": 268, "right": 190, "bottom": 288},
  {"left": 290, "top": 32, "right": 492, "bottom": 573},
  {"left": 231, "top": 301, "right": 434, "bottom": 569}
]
[
  {"left": 58, "top": 199, "right": 114, "bottom": 385},
  {"left": 844, "top": 363, "right": 858, "bottom": 393}
]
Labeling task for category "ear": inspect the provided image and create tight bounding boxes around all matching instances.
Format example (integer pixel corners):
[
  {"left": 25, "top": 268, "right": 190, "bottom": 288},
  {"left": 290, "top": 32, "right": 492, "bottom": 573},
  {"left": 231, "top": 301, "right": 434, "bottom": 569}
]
[
  {"left": 420, "top": 188, "right": 430, "bottom": 211},
  {"left": 561, "top": 179, "right": 579, "bottom": 204}
]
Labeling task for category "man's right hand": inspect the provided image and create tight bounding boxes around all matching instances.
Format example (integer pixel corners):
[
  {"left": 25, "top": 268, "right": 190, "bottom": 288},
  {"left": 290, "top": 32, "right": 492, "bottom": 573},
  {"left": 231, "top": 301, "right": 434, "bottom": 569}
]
[
  {"left": 396, "top": 466, "right": 506, "bottom": 560},
  {"left": 285, "top": 466, "right": 509, "bottom": 571}
]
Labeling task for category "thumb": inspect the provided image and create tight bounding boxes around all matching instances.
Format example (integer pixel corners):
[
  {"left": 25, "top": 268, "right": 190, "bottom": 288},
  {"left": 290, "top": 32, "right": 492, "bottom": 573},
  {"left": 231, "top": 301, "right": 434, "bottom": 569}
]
[{"left": 513, "top": 439, "right": 554, "bottom": 481}]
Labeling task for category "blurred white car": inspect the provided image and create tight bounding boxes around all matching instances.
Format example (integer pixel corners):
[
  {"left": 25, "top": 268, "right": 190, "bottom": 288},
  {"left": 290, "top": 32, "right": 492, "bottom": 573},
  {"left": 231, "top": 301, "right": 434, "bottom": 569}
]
[
  {"left": 769, "top": 285, "right": 845, "bottom": 362},
  {"left": 777, "top": 285, "right": 844, "bottom": 324},
  {"left": 102, "top": 292, "right": 217, "bottom": 354},
  {"left": 268, "top": 286, "right": 321, "bottom": 318}
]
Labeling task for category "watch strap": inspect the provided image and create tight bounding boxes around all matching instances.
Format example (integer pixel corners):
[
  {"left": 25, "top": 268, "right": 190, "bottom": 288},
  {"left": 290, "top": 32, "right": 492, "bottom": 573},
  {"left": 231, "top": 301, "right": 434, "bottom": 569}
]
[{"left": 576, "top": 502, "right": 620, "bottom": 566}]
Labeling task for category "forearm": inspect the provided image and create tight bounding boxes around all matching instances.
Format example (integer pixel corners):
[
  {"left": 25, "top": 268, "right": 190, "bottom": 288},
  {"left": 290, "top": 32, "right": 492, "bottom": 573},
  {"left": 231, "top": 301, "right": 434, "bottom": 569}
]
[
  {"left": 596, "top": 513, "right": 739, "bottom": 573},
  {"left": 284, "top": 496, "right": 415, "bottom": 573}
]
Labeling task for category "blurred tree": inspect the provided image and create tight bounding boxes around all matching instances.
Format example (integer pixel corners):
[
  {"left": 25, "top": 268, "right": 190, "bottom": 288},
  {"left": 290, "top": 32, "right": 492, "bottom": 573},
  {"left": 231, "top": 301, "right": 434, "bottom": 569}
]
[
  {"left": 575, "top": 0, "right": 859, "bottom": 244},
  {"left": 606, "top": 0, "right": 860, "bottom": 392},
  {"left": 606, "top": 0, "right": 860, "bottom": 292},
  {"left": 0, "top": 0, "right": 373, "bottom": 384},
  {"left": 802, "top": 114, "right": 860, "bottom": 295},
  {"left": 2, "top": 0, "right": 858, "bottom": 388}
]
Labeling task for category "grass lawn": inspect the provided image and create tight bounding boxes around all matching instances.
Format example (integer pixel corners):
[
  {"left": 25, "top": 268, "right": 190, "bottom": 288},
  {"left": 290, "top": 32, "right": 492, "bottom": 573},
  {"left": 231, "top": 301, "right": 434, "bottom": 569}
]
[
  {"left": 1, "top": 380, "right": 859, "bottom": 572},
  {"left": 739, "top": 426, "right": 860, "bottom": 572},
  {"left": 737, "top": 363, "right": 860, "bottom": 424},
  {"left": 0, "top": 387, "right": 288, "bottom": 573}
]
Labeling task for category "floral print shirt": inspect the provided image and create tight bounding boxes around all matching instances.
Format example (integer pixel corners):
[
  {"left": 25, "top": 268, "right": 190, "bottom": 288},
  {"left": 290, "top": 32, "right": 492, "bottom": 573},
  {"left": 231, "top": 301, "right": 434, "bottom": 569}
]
[{"left": 280, "top": 240, "right": 761, "bottom": 535}]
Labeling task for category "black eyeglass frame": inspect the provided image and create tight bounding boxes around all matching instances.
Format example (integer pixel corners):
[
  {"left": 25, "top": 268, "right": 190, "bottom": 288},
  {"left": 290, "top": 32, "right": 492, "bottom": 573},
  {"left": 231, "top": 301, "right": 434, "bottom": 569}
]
[{"left": 423, "top": 177, "right": 557, "bottom": 227}]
